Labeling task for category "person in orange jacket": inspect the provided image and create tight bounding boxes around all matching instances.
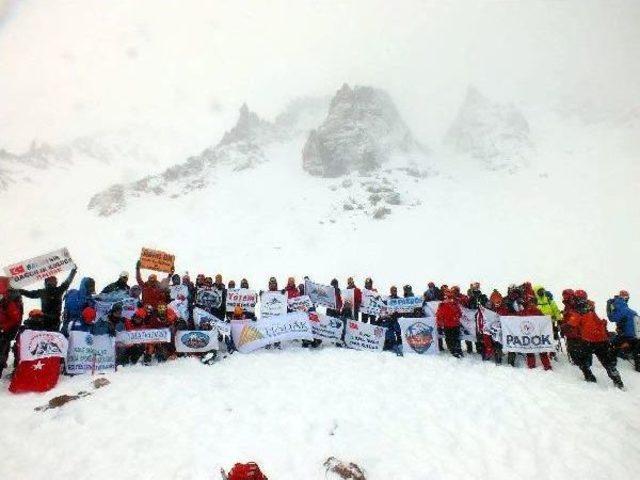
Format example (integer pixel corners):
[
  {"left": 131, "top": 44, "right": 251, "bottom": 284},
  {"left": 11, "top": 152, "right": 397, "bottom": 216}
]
[
  {"left": 566, "top": 292, "right": 624, "bottom": 388},
  {"left": 135, "top": 260, "right": 171, "bottom": 309}
]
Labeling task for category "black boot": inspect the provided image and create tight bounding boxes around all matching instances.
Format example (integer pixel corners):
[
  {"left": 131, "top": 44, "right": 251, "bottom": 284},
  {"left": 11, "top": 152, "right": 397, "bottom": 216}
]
[
  {"left": 634, "top": 355, "right": 640, "bottom": 373},
  {"left": 581, "top": 367, "right": 597, "bottom": 383}
]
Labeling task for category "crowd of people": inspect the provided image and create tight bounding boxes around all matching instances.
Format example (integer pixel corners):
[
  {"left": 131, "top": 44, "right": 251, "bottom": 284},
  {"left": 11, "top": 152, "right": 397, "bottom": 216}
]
[{"left": 1, "top": 261, "right": 638, "bottom": 390}]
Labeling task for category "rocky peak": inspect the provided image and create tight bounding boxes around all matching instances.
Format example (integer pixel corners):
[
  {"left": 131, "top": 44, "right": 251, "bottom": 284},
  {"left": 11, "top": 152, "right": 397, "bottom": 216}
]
[
  {"left": 218, "top": 103, "right": 278, "bottom": 147},
  {"left": 302, "top": 84, "right": 423, "bottom": 177}
]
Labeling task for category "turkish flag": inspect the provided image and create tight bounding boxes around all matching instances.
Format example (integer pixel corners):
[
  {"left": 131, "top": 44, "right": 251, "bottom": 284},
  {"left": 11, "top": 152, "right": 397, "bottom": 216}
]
[
  {"left": 8, "top": 330, "right": 67, "bottom": 394},
  {"left": 9, "top": 358, "right": 62, "bottom": 393}
]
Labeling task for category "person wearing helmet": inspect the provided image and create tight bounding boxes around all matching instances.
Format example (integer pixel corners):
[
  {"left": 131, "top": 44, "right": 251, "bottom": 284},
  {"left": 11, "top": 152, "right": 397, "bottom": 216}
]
[
  {"left": 16, "top": 267, "right": 77, "bottom": 331},
  {"left": 0, "top": 277, "right": 24, "bottom": 378},
  {"left": 567, "top": 292, "right": 624, "bottom": 388},
  {"left": 559, "top": 289, "right": 586, "bottom": 366},
  {"left": 607, "top": 290, "right": 639, "bottom": 372},
  {"left": 135, "top": 260, "right": 172, "bottom": 309},
  {"left": 101, "top": 271, "right": 130, "bottom": 295}
]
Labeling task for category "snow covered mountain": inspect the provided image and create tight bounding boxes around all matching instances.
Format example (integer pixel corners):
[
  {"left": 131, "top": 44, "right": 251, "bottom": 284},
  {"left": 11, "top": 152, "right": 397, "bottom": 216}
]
[
  {"left": 444, "top": 87, "right": 532, "bottom": 171},
  {"left": 303, "top": 84, "right": 426, "bottom": 177}
]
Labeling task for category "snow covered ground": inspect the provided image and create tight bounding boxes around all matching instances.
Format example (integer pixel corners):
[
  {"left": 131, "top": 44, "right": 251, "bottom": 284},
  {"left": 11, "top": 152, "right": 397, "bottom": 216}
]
[{"left": 1, "top": 347, "right": 639, "bottom": 480}]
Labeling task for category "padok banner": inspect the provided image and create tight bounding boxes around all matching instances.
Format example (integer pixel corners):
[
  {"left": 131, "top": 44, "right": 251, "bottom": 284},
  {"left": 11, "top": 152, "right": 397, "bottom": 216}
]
[
  {"left": 231, "top": 312, "right": 313, "bottom": 353},
  {"left": 500, "top": 315, "right": 554, "bottom": 353}
]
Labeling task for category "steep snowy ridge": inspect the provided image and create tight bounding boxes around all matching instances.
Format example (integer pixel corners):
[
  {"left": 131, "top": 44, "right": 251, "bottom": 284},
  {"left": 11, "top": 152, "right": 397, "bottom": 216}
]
[
  {"left": 444, "top": 87, "right": 532, "bottom": 171},
  {"left": 303, "top": 84, "right": 426, "bottom": 177}
]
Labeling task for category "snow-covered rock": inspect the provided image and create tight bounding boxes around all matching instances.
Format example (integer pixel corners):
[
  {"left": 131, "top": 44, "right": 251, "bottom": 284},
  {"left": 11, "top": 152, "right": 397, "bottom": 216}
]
[
  {"left": 444, "top": 87, "right": 532, "bottom": 170},
  {"left": 302, "top": 84, "right": 425, "bottom": 177}
]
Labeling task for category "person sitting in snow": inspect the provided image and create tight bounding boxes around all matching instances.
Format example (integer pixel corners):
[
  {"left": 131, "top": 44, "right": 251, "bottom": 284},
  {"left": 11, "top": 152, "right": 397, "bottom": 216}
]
[{"left": 119, "top": 307, "right": 147, "bottom": 365}]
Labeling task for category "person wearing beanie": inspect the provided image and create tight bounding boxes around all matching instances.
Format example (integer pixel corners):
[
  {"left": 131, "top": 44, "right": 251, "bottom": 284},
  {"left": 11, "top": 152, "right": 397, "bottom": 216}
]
[{"left": 101, "top": 271, "right": 130, "bottom": 295}]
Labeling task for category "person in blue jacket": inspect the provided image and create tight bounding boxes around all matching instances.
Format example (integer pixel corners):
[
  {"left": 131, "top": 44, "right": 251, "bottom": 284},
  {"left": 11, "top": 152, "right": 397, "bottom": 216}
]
[
  {"left": 608, "top": 290, "right": 639, "bottom": 371},
  {"left": 379, "top": 311, "right": 403, "bottom": 356},
  {"left": 62, "top": 277, "right": 96, "bottom": 335}
]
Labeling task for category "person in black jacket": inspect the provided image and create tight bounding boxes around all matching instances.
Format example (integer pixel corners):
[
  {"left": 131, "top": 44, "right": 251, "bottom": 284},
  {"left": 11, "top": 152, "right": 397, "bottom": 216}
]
[
  {"left": 17, "top": 267, "right": 77, "bottom": 331},
  {"left": 101, "top": 271, "right": 130, "bottom": 295}
]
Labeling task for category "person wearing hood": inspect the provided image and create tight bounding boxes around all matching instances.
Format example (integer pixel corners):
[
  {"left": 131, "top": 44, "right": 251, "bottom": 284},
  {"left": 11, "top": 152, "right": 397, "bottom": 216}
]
[
  {"left": 607, "top": 290, "right": 639, "bottom": 372},
  {"left": 61, "top": 277, "right": 96, "bottom": 336},
  {"left": 423, "top": 282, "right": 442, "bottom": 302},
  {"left": 567, "top": 292, "right": 624, "bottom": 388},
  {"left": 380, "top": 310, "right": 403, "bottom": 356},
  {"left": 559, "top": 289, "right": 583, "bottom": 365},
  {"left": 534, "top": 285, "right": 562, "bottom": 352},
  {"left": 16, "top": 267, "right": 77, "bottom": 331},
  {"left": 0, "top": 277, "right": 23, "bottom": 378},
  {"left": 101, "top": 272, "right": 130, "bottom": 295},
  {"left": 136, "top": 260, "right": 171, "bottom": 309},
  {"left": 121, "top": 307, "right": 147, "bottom": 365}
]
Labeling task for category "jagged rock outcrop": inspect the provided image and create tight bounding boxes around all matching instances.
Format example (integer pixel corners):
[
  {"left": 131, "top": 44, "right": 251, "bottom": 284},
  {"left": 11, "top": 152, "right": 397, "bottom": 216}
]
[
  {"left": 445, "top": 87, "right": 531, "bottom": 170},
  {"left": 302, "top": 84, "right": 423, "bottom": 177}
]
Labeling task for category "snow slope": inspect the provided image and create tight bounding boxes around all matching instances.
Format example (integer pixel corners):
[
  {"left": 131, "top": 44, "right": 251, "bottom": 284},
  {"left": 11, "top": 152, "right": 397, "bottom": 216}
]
[{"left": 0, "top": 348, "right": 639, "bottom": 480}]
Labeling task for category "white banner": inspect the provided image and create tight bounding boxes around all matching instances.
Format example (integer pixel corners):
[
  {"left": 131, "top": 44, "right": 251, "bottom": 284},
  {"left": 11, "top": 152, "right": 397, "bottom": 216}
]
[
  {"left": 94, "top": 296, "right": 138, "bottom": 320},
  {"left": 308, "top": 311, "right": 344, "bottom": 341},
  {"left": 66, "top": 331, "right": 116, "bottom": 374},
  {"left": 260, "top": 291, "right": 288, "bottom": 318},
  {"left": 480, "top": 307, "right": 502, "bottom": 343},
  {"left": 196, "top": 287, "right": 223, "bottom": 311},
  {"left": 169, "top": 284, "right": 190, "bottom": 301},
  {"left": 115, "top": 328, "right": 171, "bottom": 346},
  {"left": 341, "top": 288, "right": 355, "bottom": 308},
  {"left": 385, "top": 296, "right": 422, "bottom": 314},
  {"left": 193, "top": 307, "right": 229, "bottom": 336},
  {"left": 174, "top": 330, "right": 219, "bottom": 352},
  {"left": 226, "top": 288, "right": 257, "bottom": 313},
  {"left": 18, "top": 330, "right": 68, "bottom": 361},
  {"left": 169, "top": 297, "right": 189, "bottom": 320},
  {"left": 398, "top": 317, "right": 439, "bottom": 355},
  {"left": 287, "top": 295, "right": 314, "bottom": 312},
  {"left": 305, "top": 279, "right": 337, "bottom": 309},
  {"left": 501, "top": 315, "right": 554, "bottom": 353},
  {"left": 424, "top": 301, "right": 441, "bottom": 317},
  {"left": 460, "top": 307, "right": 478, "bottom": 342},
  {"left": 344, "top": 320, "right": 386, "bottom": 352},
  {"left": 231, "top": 312, "right": 313, "bottom": 353},
  {"left": 4, "top": 248, "right": 76, "bottom": 288},
  {"left": 361, "top": 289, "right": 383, "bottom": 316}
]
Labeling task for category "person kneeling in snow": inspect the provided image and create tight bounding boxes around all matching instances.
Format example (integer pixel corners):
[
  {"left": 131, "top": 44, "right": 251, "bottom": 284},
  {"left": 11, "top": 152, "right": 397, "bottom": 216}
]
[
  {"left": 380, "top": 311, "right": 403, "bottom": 356},
  {"left": 120, "top": 308, "right": 147, "bottom": 365}
]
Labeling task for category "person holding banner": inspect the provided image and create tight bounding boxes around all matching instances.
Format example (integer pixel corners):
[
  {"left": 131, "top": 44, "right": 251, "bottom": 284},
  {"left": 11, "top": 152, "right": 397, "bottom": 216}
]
[
  {"left": 61, "top": 277, "right": 96, "bottom": 336},
  {"left": 361, "top": 278, "right": 378, "bottom": 324},
  {"left": 346, "top": 277, "right": 362, "bottom": 320},
  {"left": 519, "top": 297, "right": 553, "bottom": 370},
  {"left": 487, "top": 290, "right": 510, "bottom": 364},
  {"left": 16, "top": 267, "right": 77, "bottom": 331},
  {"left": 120, "top": 308, "right": 148, "bottom": 365},
  {"left": 136, "top": 260, "right": 172, "bottom": 309}
]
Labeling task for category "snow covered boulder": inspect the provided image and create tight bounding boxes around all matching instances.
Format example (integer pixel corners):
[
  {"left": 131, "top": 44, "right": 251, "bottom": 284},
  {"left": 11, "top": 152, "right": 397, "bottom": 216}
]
[
  {"left": 445, "top": 86, "right": 532, "bottom": 170},
  {"left": 302, "top": 84, "right": 424, "bottom": 177}
]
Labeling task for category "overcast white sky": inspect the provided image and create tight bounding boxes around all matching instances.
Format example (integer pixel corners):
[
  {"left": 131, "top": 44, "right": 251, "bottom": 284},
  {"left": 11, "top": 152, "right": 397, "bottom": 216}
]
[{"left": 1, "top": 0, "right": 638, "bottom": 152}]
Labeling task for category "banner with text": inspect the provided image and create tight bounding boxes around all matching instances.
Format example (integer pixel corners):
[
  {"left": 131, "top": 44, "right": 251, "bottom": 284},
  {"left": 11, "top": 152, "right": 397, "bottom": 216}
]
[
  {"left": 308, "top": 311, "right": 344, "bottom": 341},
  {"left": 480, "top": 307, "right": 502, "bottom": 343},
  {"left": 139, "top": 248, "right": 175, "bottom": 273},
  {"left": 305, "top": 280, "right": 337, "bottom": 309},
  {"left": 501, "top": 315, "right": 554, "bottom": 353},
  {"left": 174, "top": 330, "right": 219, "bottom": 353},
  {"left": 169, "top": 284, "right": 190, "bottom": 301},
  {"left": 288, "top": 295, "right": 314, "bottom": 312},
  {"left": 196, "top": 287, "right": 223, "bottom": 311},
  {"left": 260, "top": 291, "right": 288, "bottom": 318},
  {"left": 226, "top": 288, "right": 257, "bottom": 313},
  {"left": 116, "top": 328, "right": 171, "bottom": 346},
  {"left": 66, "top": 331, "right": 116, "bottom": 374},
  {"left": 385, "top": 296, "right": 422, "bottom": 314},
  {"left": 231, "top": 312, "right": 313, "bottom": 353},
  {"left": 399, "top": 317, "right": 439, "bottom": 355},
  {"left": 4, "top": 248, "right": 76, "bottom": 289},
  {"left": 361, "top": 289, "right": 384, "bottom": 316},
  {"left": 94, "top": 295, "right": 138, "bottom": 320},
  {"left": 460, "top": 307, "right": 478, "bottom": 342},
  {"left": 344, "top": 320, "right": 386, "bottom": 352}
]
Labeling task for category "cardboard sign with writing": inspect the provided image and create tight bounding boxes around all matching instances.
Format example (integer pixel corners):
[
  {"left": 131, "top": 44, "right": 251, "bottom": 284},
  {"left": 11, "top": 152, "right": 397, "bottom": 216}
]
[{"left": 139, "top": 248, "right": 175, "bottom": 273}]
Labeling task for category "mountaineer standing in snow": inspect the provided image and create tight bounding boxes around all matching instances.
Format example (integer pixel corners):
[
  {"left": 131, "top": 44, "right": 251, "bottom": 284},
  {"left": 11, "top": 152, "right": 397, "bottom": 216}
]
[
  {"left": 136, "top": 260, "right": 171, "bottom": 309},
  {"left": 101, "top": 271, "right": 130, "bottom": 295},
  {"left": 61, "top": 277, "right": 96, "bottom": 336},
  {"left": 0, "top": 277, "right": 23, "bottom": 378},
  {"left": 534, "top": 285, "right": 562, "bottom": 356},
  {"left": 361, "top": 277, "right": 378, "bottom": 324},
  {"left": 487, "top": 290, "right": 510, "bottom": 364},
  {"left": 423, "top": 282, "right": 442, "bottom": 302},
  {"left": 436, "top": 287, "right": 463, "bottom": 358},
  {"left": 16, "top": 267, "right": 77, "bottom": 331},
  {"left": 467, "top": 282, "right": 488, "bottom": 356},
  {"left": 607, "top": 290, "right": 639, "bottom": 372},
  {"left": 518, "top": 294, "right": 553, "bottom": 370},
  {"left": 566, "top": 292, "right": 624, "bottom": 388},
  {"left": 345, "top": 277, "right": 362, "bottom": 320}
]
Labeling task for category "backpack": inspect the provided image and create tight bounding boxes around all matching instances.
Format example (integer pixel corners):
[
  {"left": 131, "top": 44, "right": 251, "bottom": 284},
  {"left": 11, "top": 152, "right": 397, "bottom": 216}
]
[{"left": 225, "top": 462, "right": 268, "bottom": 480}]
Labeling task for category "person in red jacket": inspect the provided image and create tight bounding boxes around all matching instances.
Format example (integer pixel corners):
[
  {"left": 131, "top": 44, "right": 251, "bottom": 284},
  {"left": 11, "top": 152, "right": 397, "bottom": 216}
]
[
  {"left": 436, "top": 289, "right": 463, "bottom": 358},
  {"left": 518, "top": 297, "right": 553, "bottom": 370},
  {"left": 346, "top": 277, "right": 363, "bottom": 320},
  {"left": 0, "top": 276, "right": 24, "bottom": 378},
  {"left": 284, "top": 277, "right": 299, "bottom": 300},
  {"left": 120, "top": 307, "right": 147, "bottom": 365},
  {"left": 487, "top": 290, "right": 510, "bottom": 364},
  {"left": 559, "top": 289, "right": 585, "bottom": 366},
  {"left": 135, "top": 260, "right": 172, "bottom": 309},
  {"left": 566, "top": 293, "right": 623, "bottom": 388}
]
